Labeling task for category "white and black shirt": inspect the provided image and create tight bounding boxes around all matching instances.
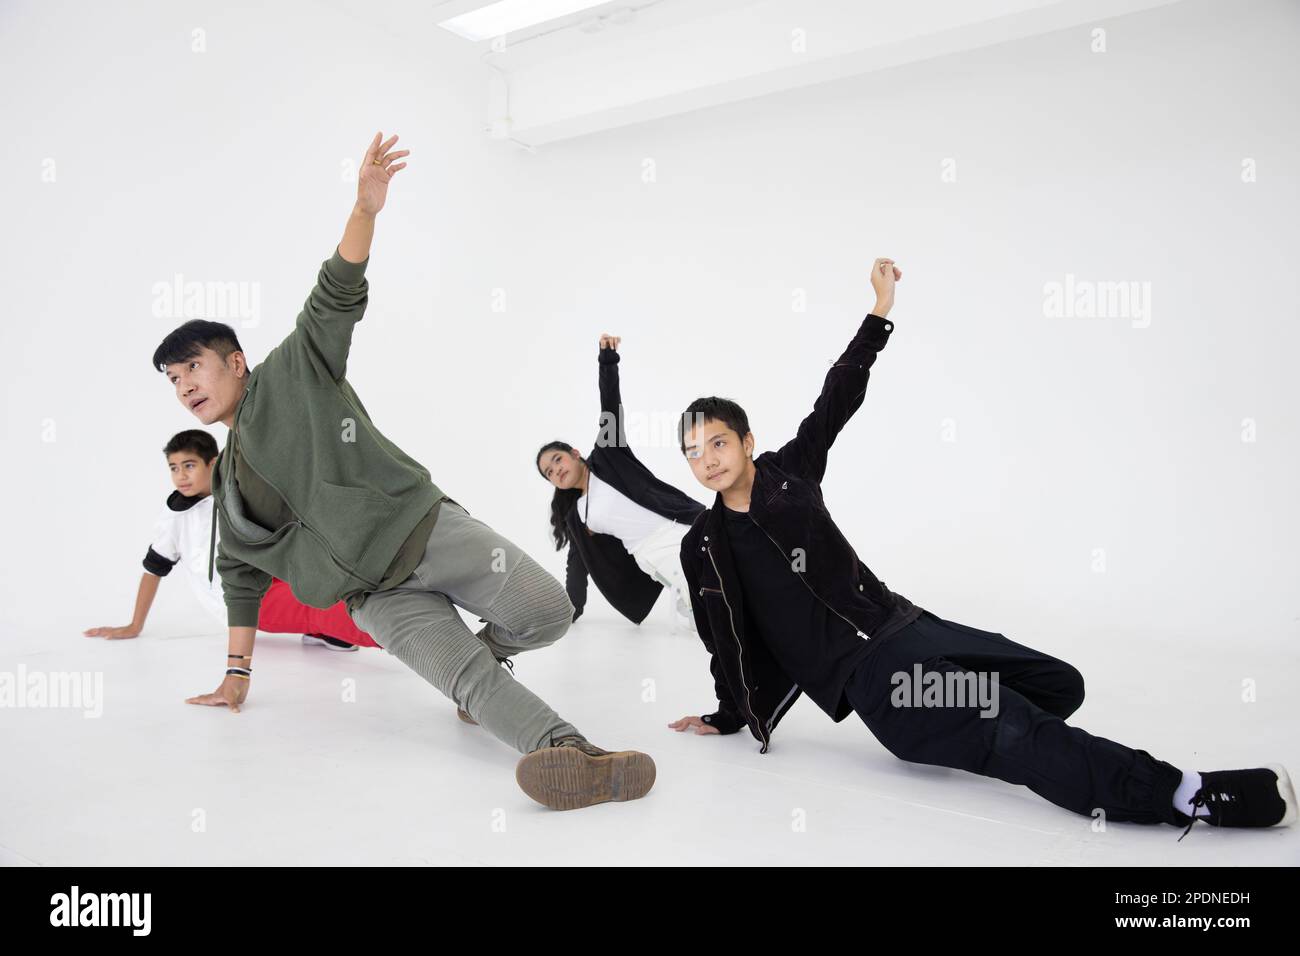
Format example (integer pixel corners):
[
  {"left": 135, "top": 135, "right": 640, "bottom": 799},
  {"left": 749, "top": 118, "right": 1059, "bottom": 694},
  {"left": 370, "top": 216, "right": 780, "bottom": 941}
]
[
  {"left": 575, "top": 470, "right": 678, "bottom": 554},
  {"left": 143, "top": 490, "right": 226, "bottom": 624}
]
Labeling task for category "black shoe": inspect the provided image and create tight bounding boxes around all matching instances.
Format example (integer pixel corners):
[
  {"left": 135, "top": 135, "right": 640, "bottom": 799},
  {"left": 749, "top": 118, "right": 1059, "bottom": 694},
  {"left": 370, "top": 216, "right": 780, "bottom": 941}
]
[
  {"left": 301, "top": 633, "right": 359, "bottom": 652},
  {"left": 1177, "top": 764, "right": 1298, "bottom": 841}
]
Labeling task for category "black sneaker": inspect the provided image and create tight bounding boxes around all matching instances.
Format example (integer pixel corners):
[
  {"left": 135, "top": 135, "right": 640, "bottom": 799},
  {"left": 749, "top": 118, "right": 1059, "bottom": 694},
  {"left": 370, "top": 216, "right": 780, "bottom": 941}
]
[
  {"left": 515, "top": 735, "right": 656, "bottom": 811},
  {"left": 301, "top": 633, "right": 359, "bottom": 652},
  {"left": 1177, "top": 764, "right": 1298, "bottom": 841}
]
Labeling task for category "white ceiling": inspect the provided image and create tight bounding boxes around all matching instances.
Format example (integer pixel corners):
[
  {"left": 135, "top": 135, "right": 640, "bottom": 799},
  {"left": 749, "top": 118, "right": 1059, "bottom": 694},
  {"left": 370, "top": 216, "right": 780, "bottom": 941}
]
[{"left": 322, "top": 0, "right": 1187, "bottom": 146}]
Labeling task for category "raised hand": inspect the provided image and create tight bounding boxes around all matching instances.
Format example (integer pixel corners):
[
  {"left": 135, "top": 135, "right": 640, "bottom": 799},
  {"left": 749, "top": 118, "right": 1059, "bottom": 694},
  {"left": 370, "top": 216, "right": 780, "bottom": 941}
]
[
  {"left": 599, "top": 333, "right": 621, "bottom": 351},
  {"left": 356, "top": 132, "right": 410, "bottom": 217},
  {"left": 870, "top": 257, "right": 902, "bottom": 317}
]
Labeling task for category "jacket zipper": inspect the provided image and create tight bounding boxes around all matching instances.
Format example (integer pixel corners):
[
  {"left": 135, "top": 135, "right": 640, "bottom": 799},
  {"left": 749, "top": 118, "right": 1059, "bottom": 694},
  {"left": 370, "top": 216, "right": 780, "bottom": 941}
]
[
  {"left": 747, "top": 502, "right": 870, "bottom": 642},
  {"left": 768, "top": 684, "right": 800, "bottom": 732},
  {"left": 704, "top": 544, "right": 767, "bottom": 750}
]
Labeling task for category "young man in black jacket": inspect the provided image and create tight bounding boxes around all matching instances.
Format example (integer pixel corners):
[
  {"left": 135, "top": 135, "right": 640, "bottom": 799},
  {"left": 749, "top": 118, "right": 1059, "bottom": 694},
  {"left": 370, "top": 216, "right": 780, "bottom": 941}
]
[{"left": 669, "top": 257, "right": 1296, "bottom": 839}]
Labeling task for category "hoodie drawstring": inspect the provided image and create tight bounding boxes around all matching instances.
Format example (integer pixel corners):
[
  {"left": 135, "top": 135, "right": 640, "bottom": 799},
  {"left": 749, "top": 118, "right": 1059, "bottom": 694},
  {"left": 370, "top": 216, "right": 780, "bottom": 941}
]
[{"left": 208, "top": 467, "right": 218, "bottom": 583}]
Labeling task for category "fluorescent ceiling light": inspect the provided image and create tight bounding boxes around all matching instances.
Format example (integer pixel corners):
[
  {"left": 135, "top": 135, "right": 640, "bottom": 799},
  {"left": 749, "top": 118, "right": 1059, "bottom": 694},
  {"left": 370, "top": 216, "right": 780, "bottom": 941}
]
[{"left": 439, "top": 0, "right": 613, "bottom": 42}]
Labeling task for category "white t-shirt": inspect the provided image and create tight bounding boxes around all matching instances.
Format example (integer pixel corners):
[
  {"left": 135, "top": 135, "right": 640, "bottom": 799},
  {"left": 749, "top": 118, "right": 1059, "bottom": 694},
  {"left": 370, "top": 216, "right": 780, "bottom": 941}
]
[
  {"left": 575, "top": 471, "right": 676, "bottom": 554},
  {"left": 146, "top": 493, "right": 227, "bottom": 625}
]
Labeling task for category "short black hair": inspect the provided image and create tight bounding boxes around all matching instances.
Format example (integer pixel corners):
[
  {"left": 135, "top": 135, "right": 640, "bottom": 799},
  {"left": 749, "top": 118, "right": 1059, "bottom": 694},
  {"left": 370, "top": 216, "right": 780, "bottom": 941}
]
[
  {"left": 152, "top": 319, "right": 244, "bottom": 373},
  {"left": 163, "top": 429, "right": 219, "bottom": 465},
  {"left": 678, "top": 396, "right": 751, "bottom": 454}
]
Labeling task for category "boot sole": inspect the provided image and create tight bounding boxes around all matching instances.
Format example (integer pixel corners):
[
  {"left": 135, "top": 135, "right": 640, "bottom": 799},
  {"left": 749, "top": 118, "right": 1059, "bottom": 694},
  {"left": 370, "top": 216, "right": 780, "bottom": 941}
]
[{"left": 516, "top": 747, "right": 656, "bottom": 811}]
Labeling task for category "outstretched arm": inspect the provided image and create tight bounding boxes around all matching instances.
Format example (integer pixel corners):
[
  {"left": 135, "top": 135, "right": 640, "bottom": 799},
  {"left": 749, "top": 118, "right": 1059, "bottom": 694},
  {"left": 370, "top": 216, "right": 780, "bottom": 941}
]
[
  {"left": 339, "top": 132, "right": 408, "bottom": 263},
  {"left": 83, "top": 572, "right": 161, "bottom": 639},
  {"left": 565, "top": 545, "right": 589, "bottom": 622},
  {"left": 284, "top": 133, "right": 410, "bottom": 382},
  {"left": 86, "top": 512, "right": 184, "bottom": 638},
  {"left": 190, "top": 537, "right": 269, "bottom": 714},
  {"left": 770, "top": 258, "right": 901, "bottom": 483},
  {"left": 671, "top": 533, "right": 746, "bottom": 736},
  {"left": 596, "top": 333, "right": 623, "bottom": 447},
  {"left": 215, "top": 538, "right": 272, "bottom": 631}
]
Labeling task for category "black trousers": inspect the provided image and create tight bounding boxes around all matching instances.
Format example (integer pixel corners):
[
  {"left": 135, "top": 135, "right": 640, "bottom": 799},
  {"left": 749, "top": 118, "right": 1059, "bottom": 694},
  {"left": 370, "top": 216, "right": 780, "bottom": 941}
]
[{"left": 843, "top": 610, "right": 1183, "bottom": 825}]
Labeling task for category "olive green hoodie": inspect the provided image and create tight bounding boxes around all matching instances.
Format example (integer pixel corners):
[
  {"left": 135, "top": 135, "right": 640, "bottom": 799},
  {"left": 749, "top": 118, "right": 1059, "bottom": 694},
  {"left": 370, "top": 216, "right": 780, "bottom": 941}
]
[{"left": 206, "top": 248, "right": 445, "bottom": 627}]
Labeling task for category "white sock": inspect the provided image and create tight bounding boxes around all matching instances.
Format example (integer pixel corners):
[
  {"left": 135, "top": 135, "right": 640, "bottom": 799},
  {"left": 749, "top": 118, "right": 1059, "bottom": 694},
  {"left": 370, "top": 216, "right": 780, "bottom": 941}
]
[{"left": 1174, "top": 770, "right": 1212, "bottom": 818}]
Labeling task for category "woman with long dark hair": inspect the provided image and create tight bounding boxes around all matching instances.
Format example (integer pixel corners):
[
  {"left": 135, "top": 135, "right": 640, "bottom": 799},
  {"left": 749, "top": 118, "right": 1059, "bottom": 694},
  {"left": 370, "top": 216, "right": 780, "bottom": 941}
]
[{"left": 537, "top": 334, "right": 705, "bottom": 629}]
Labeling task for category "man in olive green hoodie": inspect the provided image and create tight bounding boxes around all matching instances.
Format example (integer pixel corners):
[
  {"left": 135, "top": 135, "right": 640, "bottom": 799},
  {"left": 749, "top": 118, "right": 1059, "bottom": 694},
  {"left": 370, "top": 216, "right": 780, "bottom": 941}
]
[{"left": 152, "top": 132, "right": 655, "bottom": 811}]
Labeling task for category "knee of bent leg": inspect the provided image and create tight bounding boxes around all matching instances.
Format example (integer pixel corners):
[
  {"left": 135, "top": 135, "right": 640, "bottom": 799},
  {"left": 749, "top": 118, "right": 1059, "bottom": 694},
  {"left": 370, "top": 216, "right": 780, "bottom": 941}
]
[
  {"left": 530, "top": 592, "right": 573, "bottom": 648},
  {"left": 502, "top": 556, "right": 572, "bottom": 648},
  {"left": 1056, "top": 664, "right": 1086, "bottom": 718}
]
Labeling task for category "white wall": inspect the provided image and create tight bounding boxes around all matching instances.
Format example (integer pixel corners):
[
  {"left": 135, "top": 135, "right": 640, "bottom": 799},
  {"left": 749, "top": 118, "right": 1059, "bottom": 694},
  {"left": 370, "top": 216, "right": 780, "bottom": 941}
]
[{"left": 2, "top": 0, "right": 1296, "bottom": 682}]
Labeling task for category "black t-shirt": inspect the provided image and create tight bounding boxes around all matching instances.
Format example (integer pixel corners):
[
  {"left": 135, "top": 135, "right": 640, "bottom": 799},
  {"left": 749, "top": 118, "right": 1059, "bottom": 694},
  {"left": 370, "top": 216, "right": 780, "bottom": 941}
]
[{"left": 722, "top": 505, "right": 877, "bottom": 720}]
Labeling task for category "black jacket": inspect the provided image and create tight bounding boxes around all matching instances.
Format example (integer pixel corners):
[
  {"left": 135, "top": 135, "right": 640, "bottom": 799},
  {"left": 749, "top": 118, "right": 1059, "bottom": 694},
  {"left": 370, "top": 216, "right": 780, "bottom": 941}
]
[
  {"left": 679, "top": 312, "right": 916, "bottom": 752},
  {"left": 564, "top": 346, "right": 707, "bottom": 624}
]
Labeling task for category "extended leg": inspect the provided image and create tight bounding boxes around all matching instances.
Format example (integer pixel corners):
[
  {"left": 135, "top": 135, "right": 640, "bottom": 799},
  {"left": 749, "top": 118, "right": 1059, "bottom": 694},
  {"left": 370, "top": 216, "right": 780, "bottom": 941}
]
[
  {"left": 351, "top": 583, "right": 580, "bottom": 754},
  {"left": 847, "top": 611, "right": 1181, "bottom": 825}
]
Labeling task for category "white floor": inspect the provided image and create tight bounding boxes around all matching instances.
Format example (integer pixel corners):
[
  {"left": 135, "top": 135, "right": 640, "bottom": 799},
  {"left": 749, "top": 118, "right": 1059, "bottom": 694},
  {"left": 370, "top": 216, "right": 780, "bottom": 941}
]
[{"left": 3, "top": 598, "right": 1298, "bottom": 867}]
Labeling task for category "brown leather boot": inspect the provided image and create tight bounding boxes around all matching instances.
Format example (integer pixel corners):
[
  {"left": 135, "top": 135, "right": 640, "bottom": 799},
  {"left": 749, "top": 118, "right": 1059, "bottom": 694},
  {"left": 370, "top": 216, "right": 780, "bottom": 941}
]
[{"left": 515, "top": 735, "right": 656, "bottom": 810}]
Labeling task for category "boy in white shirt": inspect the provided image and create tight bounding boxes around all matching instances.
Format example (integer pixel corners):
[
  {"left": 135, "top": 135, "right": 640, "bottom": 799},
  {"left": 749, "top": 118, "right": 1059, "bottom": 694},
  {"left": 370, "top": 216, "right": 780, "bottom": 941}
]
[{"left": 85, "top": 430, "right": 374, "bottom": 649}]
